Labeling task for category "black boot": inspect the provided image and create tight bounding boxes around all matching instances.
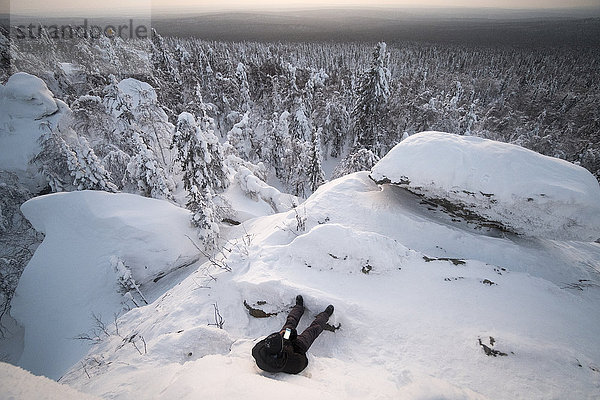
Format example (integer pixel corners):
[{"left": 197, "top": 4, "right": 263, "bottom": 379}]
[
  {"left": 296, "top": 295, "right": 304, "bottom": 307},
  {"left": 325, "top": 304, "right": 334, "bottom": 316}
]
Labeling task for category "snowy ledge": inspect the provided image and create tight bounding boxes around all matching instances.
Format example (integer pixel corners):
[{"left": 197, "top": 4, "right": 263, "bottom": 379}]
[
  {"left": 11, "top": 190, "right": 201, "bottom": 380},
  {"left": 370, "top": 131, "right": 600, "bottom": 241}
]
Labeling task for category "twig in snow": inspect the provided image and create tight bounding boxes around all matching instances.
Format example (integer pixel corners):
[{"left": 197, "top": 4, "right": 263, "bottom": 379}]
[
  {"left": 81, "top": 361, "right": 91, "bottom": 379},
  {"left": 186, "top": 235, "right": 231, "bottom": 272},
  {"left": 208, "top": 303, "right": 225, "bottom": 329}
]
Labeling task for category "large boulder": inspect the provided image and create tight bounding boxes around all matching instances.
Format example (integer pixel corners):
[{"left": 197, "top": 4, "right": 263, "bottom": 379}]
[
  {"left": 371, "top": 131, "right": 600, "bottom": 241},
  {"left": 12, "top": 191, "right": 199, "bottom": 379}
]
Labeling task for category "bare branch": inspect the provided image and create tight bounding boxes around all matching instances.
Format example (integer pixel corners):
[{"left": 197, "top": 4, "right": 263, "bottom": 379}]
[
  {"left": 208, "top": 303, "right": 225, "bottom": 329},
  {"left": 186, "top": 235, "right": 231, "bottom": 272},
  {"left": 81, "top": 361, "right": 91, "bottom": 379}
]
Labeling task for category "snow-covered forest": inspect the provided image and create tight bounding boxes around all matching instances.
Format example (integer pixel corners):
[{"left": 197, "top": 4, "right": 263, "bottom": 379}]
[
  {"left": 1, "top": 18, "right": 600, "bottom": 399},
  {"left": 4, "top": 28, "right": 600, "bottom": 183}
]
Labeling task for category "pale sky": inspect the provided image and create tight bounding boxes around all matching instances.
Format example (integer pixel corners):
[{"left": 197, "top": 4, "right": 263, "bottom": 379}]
[{"left": 8, "top": 0, "right": 600, "bottom": 16}]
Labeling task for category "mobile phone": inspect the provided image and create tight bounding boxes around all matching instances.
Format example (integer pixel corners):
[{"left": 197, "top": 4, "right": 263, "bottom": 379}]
[{"left": 283, "top": 328, "right": 291, "bottom": 340}]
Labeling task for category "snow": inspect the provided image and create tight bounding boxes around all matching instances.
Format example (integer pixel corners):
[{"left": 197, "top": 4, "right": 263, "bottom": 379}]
[
  {"left": 109, "top": 77, "right": 170, "bottom": 132},
  {"left": 116, "top": 78, "right": 158, "bottom": 110},
  {"left": 11, "top": 191, "right": 200, "bottom": 380},
  {"left": 0, "top": 72, "right": 65, "bottom": 190},
  {"left": 371, "top": 131, "right": 600, "bottom": 241},
  {"left": 223, "top": 183, "right": 278, "bottom": 221},
  {"left": 234, "top": 166, "right": 297, "bottom": 214},
  {"left": 7, "top": 170, "right": 596, "bottom": 399},
  {"left": 0, "top": 361, "right": 101, "bottom": 400},
  {"left": 2, "top": 72, "right": 58, "bottom": 119},
  {"left": 7, "top": 136, "right": 600, "bottom": 399}
]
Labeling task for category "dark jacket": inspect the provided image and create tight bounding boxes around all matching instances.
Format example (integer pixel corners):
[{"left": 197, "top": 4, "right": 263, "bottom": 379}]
[{"left": 252, "top": 333, "right": 308, "bottom": 374}]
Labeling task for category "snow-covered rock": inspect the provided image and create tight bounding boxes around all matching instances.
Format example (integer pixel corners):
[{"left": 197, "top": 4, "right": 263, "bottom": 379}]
[
  {"left": 371, "top": 131, "right": 600, "bottom": 241},
  {"left": 7, "top": 127, "right": 600, "bottom": 398},
  {"left": 11, "top": 191, "right": 200, "bottom": 380},
  {"left": 2, "top": 72, "right": 58, "bottom": 119},
  {"left": 0, "top": 72, "right": 66, "bottom": 190},
  {"left": 41, "top": 172, "right": 600, "bottom": 400}
]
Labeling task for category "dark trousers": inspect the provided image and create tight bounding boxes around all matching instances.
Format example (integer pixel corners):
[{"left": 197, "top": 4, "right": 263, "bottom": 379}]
[{"left": 282, "top": 304, "right": 329, "bottom": 353}]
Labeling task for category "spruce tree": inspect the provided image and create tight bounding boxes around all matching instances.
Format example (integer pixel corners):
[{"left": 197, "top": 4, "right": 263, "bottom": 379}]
[
  {"left": 306, "top": 128, "right": 326, "bottom": 192},
  {"left": 32, "top": 125, "right": 117, "bottom": 193},
  {"left": 31, "top": 127, "right": 74, "bottom": 192},
  {"left": 124, "top": 129, "right": 174, "bottom": 199},
  {"left": 331, "top": 148, "right": 380, "bottom": 180},
  {"left": 173, "top": 112, "right": 228, "bottom": 248},
  {"left": 71, "top": 137, "right": 118, "bottom": 192},
  {"left": 323, "top": 96, "right": 350, "bottom": 158},
  {"left": 351, "top": 42, "right": 391, "bottom": 157},
  {"left": 226, "top": 112, "right": 254, "bottom": 161}
]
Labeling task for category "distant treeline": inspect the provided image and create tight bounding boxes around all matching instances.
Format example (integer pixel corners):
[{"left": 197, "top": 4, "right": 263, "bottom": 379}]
[{"left": 151, "top": 14, "right": 600, "bottom": 47}]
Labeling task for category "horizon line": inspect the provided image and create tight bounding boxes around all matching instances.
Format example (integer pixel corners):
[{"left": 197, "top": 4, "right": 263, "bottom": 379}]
[{"left": 4, "top": 5, "right": 600, "bottom": 19}]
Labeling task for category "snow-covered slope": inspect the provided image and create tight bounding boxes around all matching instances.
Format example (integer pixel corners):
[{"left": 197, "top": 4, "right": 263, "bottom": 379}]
[
  {"left": 371, "top": 131, "right": 600, "bottom": 241},
  {"left": 10, "top": 133, "right": 600, "bottom": 399},
  {"left": 9, "top": 172, "right": 592, "bottom": 399}
]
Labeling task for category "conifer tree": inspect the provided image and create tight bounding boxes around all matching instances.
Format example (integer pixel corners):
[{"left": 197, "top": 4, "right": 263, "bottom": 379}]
[
  {"left": 71, "top": 137, "right": 118, "bottom": 192},
  {"left": 31, "top": 127, "right": 74, "bottom": 192},
  {"left": 288, "top": 139, "right": 308, "bottom": 198},
  {"left": 351, "top": 42, "right": 391, "bottom": 157},
  {"left": 150, "top": 29, "right": 182, "bottom": 114},
  {"left": 32, "top": 125, "right": 117, "bottom": 193},
  {"left": 226, "top": 112, "right": 254, "bottom": 161},
  {"left": 306, "top": 128, "right": 326, "bottom": 192},
  {"left": 331, "top": 148, "right": 380, "bottom": 180},
  {"left": 268, "top": 110, "right": 292, "bottom": 174},
  {"left": 173, "top": 112, "right": 228, "bottom": 248},
  {"left": 124, "top": 129, "right": 174, "bottom": 199},
  {"left": 235, "top": 62, "right": 252, "bottom": 113},
  {"left": 323, "top": 96, "right": 350, "bottom": 158}
]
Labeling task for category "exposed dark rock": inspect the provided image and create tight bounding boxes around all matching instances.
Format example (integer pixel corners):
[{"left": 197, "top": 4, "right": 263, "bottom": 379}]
[
  {"left": 479, "top": 337, "right": 508, "bottom": 357},
  {"left": 423, "top": 256, "right": 466, "bottom": 266},
  {"left": 222, "top": 218, "right": 241, "bottom": 226},
  {"left": 324, "top": 322, "right": 341, "bottom": 332},
  {"left": 370, "top": 175, "right": 410, "bottom": 185},
  {"left": 243, "top": 300, "right": 278, "bottom": 318},
  {"left": 444, "top": 277, "right": 464, "bottom": 281}
]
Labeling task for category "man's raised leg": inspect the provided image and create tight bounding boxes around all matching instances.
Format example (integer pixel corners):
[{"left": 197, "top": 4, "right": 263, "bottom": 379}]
[
  {"left": 282, "top": 295, "right": 305, "bottom": 330},
  {"left": 295, "top": 305, "right": 333, "bottom": 352}
]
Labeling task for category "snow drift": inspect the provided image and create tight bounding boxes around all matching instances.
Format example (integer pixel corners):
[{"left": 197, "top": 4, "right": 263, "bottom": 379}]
[
  {"left": 11, "top": 191, "right": 200, "bottom": 380},
  {"left": 370, "top": 131, "right": 600, "bottom": 241},
  {"left": 0, "top": 361, "right": 101, "bottom": 400}
]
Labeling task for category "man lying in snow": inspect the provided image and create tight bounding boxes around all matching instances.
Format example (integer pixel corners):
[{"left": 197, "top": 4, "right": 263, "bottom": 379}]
[{"left": 252, "top": 295, "right": 334, "bottom": 374}]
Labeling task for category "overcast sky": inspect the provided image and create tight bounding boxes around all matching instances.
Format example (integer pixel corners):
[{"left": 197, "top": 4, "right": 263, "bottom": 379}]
[{"left": 8, "top": 0, "right": 600, "bottom": 16}]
